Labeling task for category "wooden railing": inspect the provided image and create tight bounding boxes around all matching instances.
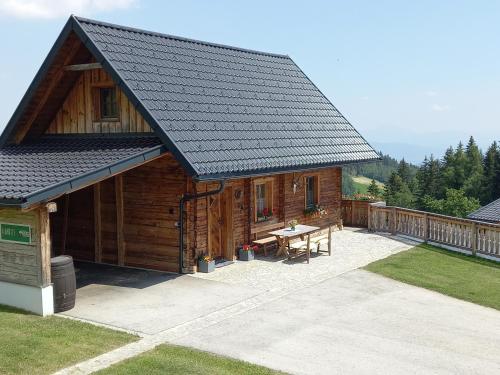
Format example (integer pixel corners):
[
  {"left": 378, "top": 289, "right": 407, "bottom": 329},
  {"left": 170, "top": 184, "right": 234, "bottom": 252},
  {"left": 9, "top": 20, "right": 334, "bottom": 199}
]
[
  {"left": 367, "top": 203, "right": 500, "bottom": 260},
  {"left": 341, "top": 199, "right": 373, "bottom": 227}
]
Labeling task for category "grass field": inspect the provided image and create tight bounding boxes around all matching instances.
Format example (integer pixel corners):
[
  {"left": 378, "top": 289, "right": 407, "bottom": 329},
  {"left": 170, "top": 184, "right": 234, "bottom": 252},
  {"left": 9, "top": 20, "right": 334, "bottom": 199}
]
[
  {"left": 0, "top": 305, "right": 137, "bottom": 375},
  {"left": 351, "top": 175, "right": 384, "bottom": 194},
  {"left": 364, "top": 244, "right": 500, "bottom": 310},
  {"left": 96, "top": 344, "right": 286, "bottom": 375}
]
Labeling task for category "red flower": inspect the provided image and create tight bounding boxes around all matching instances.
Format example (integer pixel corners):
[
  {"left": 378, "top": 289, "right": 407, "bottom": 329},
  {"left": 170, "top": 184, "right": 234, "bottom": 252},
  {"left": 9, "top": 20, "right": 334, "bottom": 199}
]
[
  {"left": 262, "top": 208, "right": 269, "bottom": 216},
  {"left": 243, "top": 244, "right": 250, "bottom": 251},
  {"left": 252, "top": 245, "right": 259, "bottom": 251}
]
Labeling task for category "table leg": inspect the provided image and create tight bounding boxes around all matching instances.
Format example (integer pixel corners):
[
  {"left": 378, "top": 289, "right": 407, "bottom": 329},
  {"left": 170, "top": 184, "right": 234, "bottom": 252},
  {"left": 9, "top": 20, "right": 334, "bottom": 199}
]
[
  {"left": 306, "top": 234, "right": 311, "bottom": 263},
  {"left": 275, "top": 236, "right": 287, "bottom": 257}
]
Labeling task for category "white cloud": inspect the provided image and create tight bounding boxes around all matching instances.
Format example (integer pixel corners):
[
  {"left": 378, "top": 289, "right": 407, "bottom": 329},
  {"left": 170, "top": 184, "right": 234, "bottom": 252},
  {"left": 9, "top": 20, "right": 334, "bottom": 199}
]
[
  {"left": 425, "top": 90, "right": 438, "bottom": 97},
  {"left": 431, "top": 104, "right": 451, "bottom": 112},
  {"left": 0, "top": 0, "right": 137, "bottom": 19}
]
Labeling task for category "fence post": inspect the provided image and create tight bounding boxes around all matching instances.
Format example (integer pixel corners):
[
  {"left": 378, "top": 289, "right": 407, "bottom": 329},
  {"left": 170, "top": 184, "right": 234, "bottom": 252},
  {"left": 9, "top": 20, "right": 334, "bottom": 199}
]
[
  {"left": 423, "top": 213, "right": 428, "bottom": 243},
  {"left": 390, "top": 207, "right": 397, "bottom": 235},
  {"left": 367, "top": 203, "right": 372, "bottom": 231},
  {"left": 472, "top": 222, "right": 477, "bottom": 256}
]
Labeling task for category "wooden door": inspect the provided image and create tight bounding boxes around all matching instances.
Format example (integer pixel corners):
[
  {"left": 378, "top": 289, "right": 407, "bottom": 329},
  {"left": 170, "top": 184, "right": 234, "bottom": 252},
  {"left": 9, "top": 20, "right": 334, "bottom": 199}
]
[
  {"left": 208, "top": 188, "right": 234, "bottom": 260},
  {"left": 208, "top": 195, "right": 223, "bottom": 258}
]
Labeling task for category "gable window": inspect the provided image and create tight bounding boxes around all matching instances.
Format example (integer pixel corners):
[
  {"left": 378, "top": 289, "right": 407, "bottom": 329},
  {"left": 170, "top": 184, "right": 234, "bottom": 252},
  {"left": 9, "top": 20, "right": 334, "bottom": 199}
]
[
  {"left": 95, "top": 87, "right": 119, "bottom": 121},
  {"left": 305, "top": 175, "right": 319, "bottom": 209},
  {"left": 253, "top": 178, "right": 274, "bottom": 222}
]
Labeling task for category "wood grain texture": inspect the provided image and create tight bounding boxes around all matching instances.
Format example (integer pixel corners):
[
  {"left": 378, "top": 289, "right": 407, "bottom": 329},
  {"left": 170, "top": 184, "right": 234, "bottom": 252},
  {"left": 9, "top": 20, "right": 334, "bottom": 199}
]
[
  {"left": 0, "top": 208, "right": 43, "bottom": 287},
  {"left": 45, "top": 69, "right": 153, "bottom": 134}
]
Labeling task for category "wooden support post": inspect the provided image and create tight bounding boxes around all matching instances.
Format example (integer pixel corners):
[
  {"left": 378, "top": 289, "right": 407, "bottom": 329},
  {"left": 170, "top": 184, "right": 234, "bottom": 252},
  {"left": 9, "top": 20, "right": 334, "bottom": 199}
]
[
  {"left": 115, "top": 175, "right": 125, "bottom": 266},
  {"left": 423, "top": 213, "right": 429, "bottom": 242},
  {"left": 94, "top": 183, "right": 102, "bottom": 263},
  {"left": 367, "top": 204, "right": 372, "bottom": 231},
  {"left": 60, "top": 195, "right": 69, "bottom": 255},
  {"left": 391, "top": 207, "right": 397, "bottom": 235},
  {"left": 39, "top": 205, "right": 52, "bottom": 287},
  {"left": 471, "top": 222, "right": 477, "bottom": 256}
]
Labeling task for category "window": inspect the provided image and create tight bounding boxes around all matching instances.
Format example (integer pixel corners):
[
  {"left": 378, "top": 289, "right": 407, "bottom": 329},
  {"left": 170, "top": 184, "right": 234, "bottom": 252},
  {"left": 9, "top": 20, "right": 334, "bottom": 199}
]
[
  {"left": 253, "top": 178, "right": 274, "bottom": 222},
  {"left": 305, "top": 175, "right": 319, "bottom": 209},
  {"left": 95, "top": 87, "right": 119, "bottom": 120}
]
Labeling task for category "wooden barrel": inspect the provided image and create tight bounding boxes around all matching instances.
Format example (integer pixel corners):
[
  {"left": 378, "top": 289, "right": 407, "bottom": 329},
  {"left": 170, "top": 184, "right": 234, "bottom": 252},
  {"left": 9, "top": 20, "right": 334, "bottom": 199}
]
[{"left": 51, "top": 255, "right": 76, "bottom": 313}]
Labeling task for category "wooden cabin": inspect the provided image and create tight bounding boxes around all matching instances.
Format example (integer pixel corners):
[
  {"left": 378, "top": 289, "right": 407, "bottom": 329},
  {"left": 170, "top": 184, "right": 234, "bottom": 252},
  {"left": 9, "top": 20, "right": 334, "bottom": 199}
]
[{"left": 0, "top": 16, "right": 379, "bottom": 315}]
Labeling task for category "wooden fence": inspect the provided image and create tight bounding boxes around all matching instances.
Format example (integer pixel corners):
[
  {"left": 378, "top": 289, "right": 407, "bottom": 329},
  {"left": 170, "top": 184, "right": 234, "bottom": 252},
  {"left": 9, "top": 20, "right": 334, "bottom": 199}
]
[
  {"left": 366, "top": 203, "right": 500, "bottom": 260},
  {"left": 341, "top": 199, "right": 373, "bottom": 227}
]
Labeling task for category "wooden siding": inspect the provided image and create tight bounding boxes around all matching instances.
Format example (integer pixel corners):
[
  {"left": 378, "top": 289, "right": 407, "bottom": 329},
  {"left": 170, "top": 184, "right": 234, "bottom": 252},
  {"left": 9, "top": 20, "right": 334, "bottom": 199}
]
[
  {"left": 46, "top": 69, "right": 152, "bottom": 134},
  {"left": 51, "top": 154, "right": 186, "bottom": 273},
  {"left": 122, "top": 155, "right": 185, "bottom": 272},
  {"left": 0, "top": 207, "right": 50, "bottom": 287},
  {"left": 188, "top": 167, "right": 342, "bottom": 271}
]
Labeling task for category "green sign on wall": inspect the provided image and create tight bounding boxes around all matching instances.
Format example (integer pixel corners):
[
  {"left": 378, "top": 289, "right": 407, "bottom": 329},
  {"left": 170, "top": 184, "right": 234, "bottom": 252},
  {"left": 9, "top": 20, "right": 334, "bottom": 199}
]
[{"left": 0, "top": 223, "right": 32, "bottom": 244}]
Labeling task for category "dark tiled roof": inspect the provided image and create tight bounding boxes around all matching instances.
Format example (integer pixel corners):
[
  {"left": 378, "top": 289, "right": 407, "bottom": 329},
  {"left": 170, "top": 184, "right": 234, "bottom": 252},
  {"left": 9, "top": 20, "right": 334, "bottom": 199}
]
[
  {"left": 467, "top": 198, "right": 500, "bottom": 223},
  {"left": 0, "top": 135, "right": 163, "bottom": 204},
  {"left": 74, "top": 17, "right": 379, "bottom": 178}
]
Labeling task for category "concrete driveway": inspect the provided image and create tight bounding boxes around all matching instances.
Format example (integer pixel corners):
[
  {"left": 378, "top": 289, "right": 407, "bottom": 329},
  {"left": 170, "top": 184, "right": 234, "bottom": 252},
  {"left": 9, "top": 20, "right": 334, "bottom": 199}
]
[
  {"left": 173, "top": 269, "right": 500, "bottom": 375},
  {"left": 60, "top": 230, "right": 500, "bottom": 374}
]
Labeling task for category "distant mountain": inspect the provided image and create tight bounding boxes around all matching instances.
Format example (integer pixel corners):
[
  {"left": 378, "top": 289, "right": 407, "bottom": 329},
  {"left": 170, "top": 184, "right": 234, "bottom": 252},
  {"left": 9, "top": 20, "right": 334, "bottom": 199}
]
[{"left": 370, "top": 142, "right": 442, "bottom": 165}]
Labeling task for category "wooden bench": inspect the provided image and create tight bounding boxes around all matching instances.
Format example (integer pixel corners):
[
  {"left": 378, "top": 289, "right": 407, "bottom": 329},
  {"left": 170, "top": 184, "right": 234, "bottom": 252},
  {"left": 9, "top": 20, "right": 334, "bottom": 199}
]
[
  {"left": 289, "top": 225, "right": 333, "bottom": 256},
  {"left": 251, "top": 221, "right": 285, "bottom": 256}
]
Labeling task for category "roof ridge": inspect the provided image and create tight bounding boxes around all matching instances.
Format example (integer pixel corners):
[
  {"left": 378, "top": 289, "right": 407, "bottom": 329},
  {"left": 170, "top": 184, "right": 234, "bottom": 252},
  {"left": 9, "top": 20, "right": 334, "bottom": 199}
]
[{"left": 73, "top": 15, "right": 289, "bottom": 60}]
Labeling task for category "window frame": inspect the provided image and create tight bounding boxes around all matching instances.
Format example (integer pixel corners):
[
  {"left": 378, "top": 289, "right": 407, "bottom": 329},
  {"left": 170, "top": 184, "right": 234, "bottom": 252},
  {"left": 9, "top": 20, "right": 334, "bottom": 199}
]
[
  {"left": 304, "top": 174, "right": 320, "bottom": 210},
  {"left": 253, "top": 177, "right": 274, "bottom": 223},
  {"left": 93, "top": 85, "right": 120, "bottom": 122}
]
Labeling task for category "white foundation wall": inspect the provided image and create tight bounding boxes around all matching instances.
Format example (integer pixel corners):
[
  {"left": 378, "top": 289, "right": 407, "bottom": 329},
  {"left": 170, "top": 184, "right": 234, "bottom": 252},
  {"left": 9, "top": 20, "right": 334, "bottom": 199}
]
[{"left": 0, "top": 280, "right": 54, "bottom": 316}]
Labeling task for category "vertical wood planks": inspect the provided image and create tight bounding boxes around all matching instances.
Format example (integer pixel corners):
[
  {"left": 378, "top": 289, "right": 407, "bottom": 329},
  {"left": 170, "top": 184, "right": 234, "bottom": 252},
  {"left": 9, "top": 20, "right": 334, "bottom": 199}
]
[
  {"left": 94, "top": 183, "right": 102, "bottom": 263},
  {"left": 115, "top": 175, "right": 125, "bottom": 266}
]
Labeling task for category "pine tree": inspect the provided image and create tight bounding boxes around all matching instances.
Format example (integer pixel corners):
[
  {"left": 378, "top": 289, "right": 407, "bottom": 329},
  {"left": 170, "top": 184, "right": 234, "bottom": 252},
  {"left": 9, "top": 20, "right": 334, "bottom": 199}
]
[
  {"left": 481, "top": 141, "right": 498, "bottom": 203},
  {"left": 367, "top": 179, "right": 381, "bottom": 197},
  {"left": 453, "top": 142, "right": 467, "bottom": 189},
  {"left": 441, "top": 146, "right": 455, "bottom": 189},
  {"left": 464, "top": 136, "right": 483, "bottom": 198}
]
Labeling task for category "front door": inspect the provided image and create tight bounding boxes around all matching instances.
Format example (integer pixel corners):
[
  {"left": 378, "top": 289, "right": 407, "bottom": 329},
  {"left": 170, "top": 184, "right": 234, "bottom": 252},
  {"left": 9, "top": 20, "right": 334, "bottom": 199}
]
[{"left": 208, "top": 187, "right": 234, "bottom": 260}]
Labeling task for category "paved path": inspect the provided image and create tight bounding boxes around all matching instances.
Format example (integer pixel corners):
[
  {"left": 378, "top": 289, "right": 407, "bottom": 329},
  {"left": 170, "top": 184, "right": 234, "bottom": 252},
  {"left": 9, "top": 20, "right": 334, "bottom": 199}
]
[{"left": 55, "top": 230, "right": 500, "bottom": 374}]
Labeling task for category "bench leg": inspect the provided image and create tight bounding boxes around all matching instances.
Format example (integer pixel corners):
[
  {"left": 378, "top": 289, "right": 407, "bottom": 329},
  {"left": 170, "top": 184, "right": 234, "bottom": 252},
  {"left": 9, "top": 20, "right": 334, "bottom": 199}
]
[{"left": 263, "top": 244, "right": 268, "bottom": 257}]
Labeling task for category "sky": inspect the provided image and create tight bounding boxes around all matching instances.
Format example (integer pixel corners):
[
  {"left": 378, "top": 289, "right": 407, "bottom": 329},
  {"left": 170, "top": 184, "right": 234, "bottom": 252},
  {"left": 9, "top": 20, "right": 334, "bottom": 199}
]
[{"left": 0, "top": 0, "right": 498, "bottom": 163}]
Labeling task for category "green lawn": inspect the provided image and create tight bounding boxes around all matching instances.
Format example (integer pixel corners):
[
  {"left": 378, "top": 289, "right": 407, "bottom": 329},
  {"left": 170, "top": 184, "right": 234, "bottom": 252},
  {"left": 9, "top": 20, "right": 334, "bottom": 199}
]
[
  {"left": 364, "top": 244, "right": 500, "bottom": 310},
  {"left": 97, "top": 344, "right": 286, "bottom": 375},
  {"left": 0, "top": 305, "right": 137, "bottom": 375}
]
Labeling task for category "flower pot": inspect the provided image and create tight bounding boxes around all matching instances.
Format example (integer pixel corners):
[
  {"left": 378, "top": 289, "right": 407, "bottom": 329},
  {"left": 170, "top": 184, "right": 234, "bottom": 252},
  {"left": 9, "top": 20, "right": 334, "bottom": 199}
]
[
  {"left": 239, "top": 249, "right": 254, "bottom": 261},
  {"left": 198, "top": 260, "right": 215, "bottom": 273}
]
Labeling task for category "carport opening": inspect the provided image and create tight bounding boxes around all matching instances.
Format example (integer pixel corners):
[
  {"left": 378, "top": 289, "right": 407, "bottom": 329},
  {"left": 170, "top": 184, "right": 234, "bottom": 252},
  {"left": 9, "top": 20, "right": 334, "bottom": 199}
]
[{"left": 50, "top": 159, "right": 182, "bottom": 275}]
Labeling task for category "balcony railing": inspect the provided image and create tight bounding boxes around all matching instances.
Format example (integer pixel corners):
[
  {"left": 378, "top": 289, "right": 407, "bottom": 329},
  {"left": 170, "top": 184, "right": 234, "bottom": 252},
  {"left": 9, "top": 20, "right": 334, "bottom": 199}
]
[{"left": 342, "top": 200, "right": 500, "bottom": 261}]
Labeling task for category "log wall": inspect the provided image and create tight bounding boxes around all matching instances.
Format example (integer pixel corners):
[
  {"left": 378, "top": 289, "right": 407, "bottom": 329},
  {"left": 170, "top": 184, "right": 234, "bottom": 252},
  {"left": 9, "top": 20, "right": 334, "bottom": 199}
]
[
  {"left": 45, "top": 68, "right": 152, "bottom": 134},
  {"left": 51, "top": 153, "right": 186, "bottom": 273},
  {"left": 188, "top": 167, "right": 343, "bottom": 271}
]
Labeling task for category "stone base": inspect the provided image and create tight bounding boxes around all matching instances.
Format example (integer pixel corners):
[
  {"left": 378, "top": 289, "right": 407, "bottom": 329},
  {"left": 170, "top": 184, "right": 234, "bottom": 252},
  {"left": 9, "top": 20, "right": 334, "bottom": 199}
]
[{"left": 0, "top": 281, "right": 54, "bottom": 316}]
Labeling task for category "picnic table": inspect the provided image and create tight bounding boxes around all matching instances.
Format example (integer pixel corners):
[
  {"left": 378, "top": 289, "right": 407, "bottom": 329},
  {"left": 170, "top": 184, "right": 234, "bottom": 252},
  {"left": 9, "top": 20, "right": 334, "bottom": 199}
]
[{"left": 268, "top": 224, "right": 320, "bottom": 262}]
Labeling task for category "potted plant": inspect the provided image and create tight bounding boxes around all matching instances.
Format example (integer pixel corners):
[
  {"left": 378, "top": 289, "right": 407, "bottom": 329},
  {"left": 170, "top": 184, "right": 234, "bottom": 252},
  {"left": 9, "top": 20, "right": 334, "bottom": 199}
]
[
  {"left": 288, "top": 219, "right": 298, "bottom": 231},
  {"left": 198, "top": 254, "right": 215, "bottom": 273},
  {"left": 257, "top": 208, "right": 277, "bottom": 222},
  {"left": 239, "top": 244, "right": 258, "bottom": 261},
  {"left": 304, "top": 204, "right": 328, "bottom": 218}
]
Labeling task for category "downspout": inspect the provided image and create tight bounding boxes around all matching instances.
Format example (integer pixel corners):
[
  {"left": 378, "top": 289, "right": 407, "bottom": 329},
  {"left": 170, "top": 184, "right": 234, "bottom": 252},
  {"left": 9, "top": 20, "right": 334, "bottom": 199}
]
[{"left": 178, "top": 180, "right": 225, "bottom": 273}]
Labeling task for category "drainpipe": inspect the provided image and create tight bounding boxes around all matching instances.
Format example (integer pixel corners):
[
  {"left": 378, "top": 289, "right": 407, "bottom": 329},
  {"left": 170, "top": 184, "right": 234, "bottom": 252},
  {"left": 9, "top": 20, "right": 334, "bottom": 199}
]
[{"left": 178, "top": 180, "right": 225, "bottom": 273}]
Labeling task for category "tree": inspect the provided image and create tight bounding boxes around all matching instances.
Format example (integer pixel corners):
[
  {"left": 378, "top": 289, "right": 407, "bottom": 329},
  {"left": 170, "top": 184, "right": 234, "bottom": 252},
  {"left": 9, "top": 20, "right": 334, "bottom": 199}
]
[
  {"left": 421, "top": 188, "right": 480, "bottom": 218},
  {"left": 441, "top": 146, "right": 455, "bottom": 190},
  {"left": 342, "top": 171, "right": 356, "bottom": 196},
  {"left": 453, "top": 142, "right": 467, "bottom": 189},
  {"left": 463, "top": 136, "right": 483, "bottom": 198},
  {"left": 384, "top": 172, "right": 416, "bottom": 208},
  {"left": 480, "top": 142, "right": 498, "bottom": 203},
  {"left": 367, "top": 179, "right": 381, "bottom": 197}
]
